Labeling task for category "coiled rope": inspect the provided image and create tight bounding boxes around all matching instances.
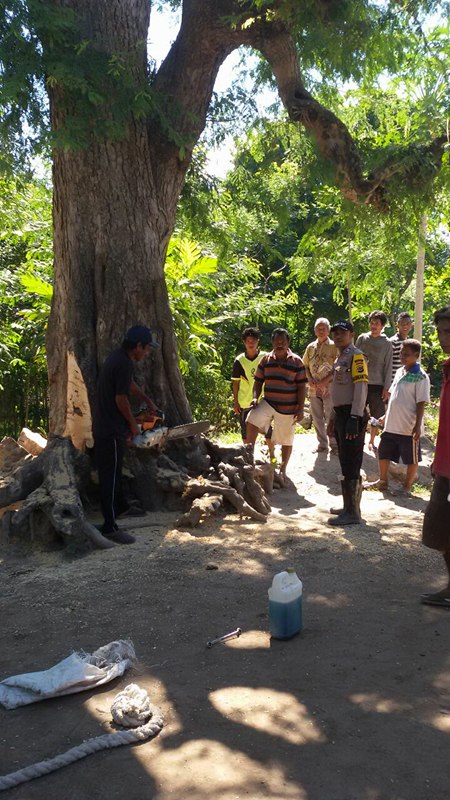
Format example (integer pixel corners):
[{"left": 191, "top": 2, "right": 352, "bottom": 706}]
[{"left": 0, "top": 684, "right": 163, "bottom": 792}]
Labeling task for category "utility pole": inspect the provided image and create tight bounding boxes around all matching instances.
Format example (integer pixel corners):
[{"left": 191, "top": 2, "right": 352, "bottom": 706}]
[
  {"left": 414, "top": 214, "right": 427, "bottom": 342},
  {"left": 347, "top": 270, "right": 352, "bottom": 322}
]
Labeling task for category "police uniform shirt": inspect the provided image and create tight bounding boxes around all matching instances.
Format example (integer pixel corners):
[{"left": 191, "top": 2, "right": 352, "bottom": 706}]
[{"left": 331, "top": 344, "right": 368, "bottom": 417}]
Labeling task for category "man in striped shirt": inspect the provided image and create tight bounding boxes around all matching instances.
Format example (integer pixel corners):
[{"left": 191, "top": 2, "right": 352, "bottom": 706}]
[{"left": 246, "top": 328, "right": 307, "bottom": 477}]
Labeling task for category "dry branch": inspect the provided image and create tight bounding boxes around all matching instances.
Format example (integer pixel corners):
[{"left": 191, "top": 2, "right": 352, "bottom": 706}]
[
  {"left": 242, "top": 464, "right": 272, "bottom": 515},
  {"left": 183, "top": 479, "right": 268, "bottom": 523},
  {"left": 254, "top": 461, "right": 275, "bottom": 496},
  {"left": 176, "top": 494, "right": 223, "bottom": 527}
]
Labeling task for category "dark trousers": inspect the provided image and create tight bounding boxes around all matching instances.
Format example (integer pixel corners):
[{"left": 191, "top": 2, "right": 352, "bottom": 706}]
[
  {"left": 95, "top": 436, "right": 125, "bottom": 532},
  {"left": 334, "top": 405, "right": 367, "bottom": 480}
]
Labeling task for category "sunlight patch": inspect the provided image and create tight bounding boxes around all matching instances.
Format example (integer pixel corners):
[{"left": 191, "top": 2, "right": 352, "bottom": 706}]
[
  {"left": 349, "top": 693, "right": 412, "bottom": 713},
  {"left": 307, "top": 592, "right": 351, "bottom": 607},
  {"left": 430, "top": 710, "right": 450, "bottom": 733},
  {"left": 432, "top": 660, "right": 450, "bottom": 694},
  {"left": 210, "top": 630, "right": 270, "bottom": 650},
  {"left": 210, "top": 687, "right": 326, "bottom": 745},
  {"left": 144, "top": 739, "right": 305, "bottom": 799}
]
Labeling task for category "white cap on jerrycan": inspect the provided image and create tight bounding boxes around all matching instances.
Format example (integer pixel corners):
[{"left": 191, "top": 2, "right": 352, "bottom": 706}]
[{"left": 268, "top": 568, "right": 302, "bottom": 604}]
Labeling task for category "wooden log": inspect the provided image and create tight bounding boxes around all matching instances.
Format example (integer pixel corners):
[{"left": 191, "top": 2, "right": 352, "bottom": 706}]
[
  {"left": 242, "top": 464, "right": 272, "bottom": 515},
  {"left": 203, "top": 439, "right": 253, "bottom": 469},
  {"left": 217, "top": 462, "right": 245, "bottom": 496},
  {"left": 0, "top": 437, "right": 30, "bottom": 475},
  {"left": 0, "top": 453, "right": 45, "bottom": 507},
  {"left": 182, "top": 479, "right": 267, "bottom": 522},
  {"left": 254, "top": 462, "right": 275, "bottom": 495},
  {"left": 176, "top": 494, "right": 223, "bottom": 528},
  {"left": 17, "top": 428, "right": 47, "bottom": 456}
]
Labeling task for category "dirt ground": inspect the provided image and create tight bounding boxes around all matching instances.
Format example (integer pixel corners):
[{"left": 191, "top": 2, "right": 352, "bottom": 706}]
[{"left": 1, "top": 432, "right": 449, "bottom": 800}]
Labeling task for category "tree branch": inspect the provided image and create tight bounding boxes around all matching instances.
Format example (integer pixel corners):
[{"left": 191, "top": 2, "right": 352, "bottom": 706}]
[
  {"left": 245, "top": 21, "right": 389, "bottom": 208},
  {"left": 150, "top": 1, "right": 242, "bottom": 187},
  {"left": 242, "top": 20, "right": 447, "bottom": 210},
  {"left": 150, "top": 5, "right": 447, "bottom": 211}
]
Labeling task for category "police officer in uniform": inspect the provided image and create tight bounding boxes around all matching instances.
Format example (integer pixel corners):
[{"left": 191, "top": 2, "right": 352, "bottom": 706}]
[{"left": 327, "top": 321, "right": 368, "bottom": 525}]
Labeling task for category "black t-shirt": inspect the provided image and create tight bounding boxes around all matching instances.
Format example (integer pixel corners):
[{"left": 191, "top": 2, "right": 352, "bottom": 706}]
[{"left": 93, "top": 348, "right": 133, "bottom": 439}]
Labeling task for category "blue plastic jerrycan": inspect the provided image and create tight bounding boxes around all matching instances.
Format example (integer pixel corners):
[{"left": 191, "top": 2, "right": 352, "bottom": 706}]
[{"left": 268, "top": 568, "right": 303, "bottom": 639}]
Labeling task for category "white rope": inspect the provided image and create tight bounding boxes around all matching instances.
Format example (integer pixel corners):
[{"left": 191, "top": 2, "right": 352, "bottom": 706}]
[{"left": 0, "top": 684, "right": 163, "bottom": 792}]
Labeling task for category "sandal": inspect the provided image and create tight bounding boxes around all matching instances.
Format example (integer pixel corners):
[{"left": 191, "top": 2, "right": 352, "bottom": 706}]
[
  {"left": 363, "top": 480, "right": 388, "bottom": 491},
  {"left": 421, "top": 592, "right": 450, "bottom": 608}
]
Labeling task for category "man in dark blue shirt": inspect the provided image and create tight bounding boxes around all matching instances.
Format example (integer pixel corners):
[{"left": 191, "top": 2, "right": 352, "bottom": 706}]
[{"left": 93, "top": 325, "right": 158, "bottom": 544}]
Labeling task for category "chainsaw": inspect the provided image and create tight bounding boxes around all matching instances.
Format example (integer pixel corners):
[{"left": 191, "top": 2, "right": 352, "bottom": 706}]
[{"left": 132, "top": 406, "right": 210, "bottom": 449}]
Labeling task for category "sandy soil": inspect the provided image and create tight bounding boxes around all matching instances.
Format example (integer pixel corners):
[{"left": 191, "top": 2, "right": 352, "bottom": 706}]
[{"left": 0, "top": 432, "right": 449, "bottom": 800}]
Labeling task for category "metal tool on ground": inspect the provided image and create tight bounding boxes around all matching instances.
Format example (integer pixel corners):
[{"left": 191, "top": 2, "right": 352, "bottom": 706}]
[{"left": 206, "top": 628, "right": 242, "bottom": 648}]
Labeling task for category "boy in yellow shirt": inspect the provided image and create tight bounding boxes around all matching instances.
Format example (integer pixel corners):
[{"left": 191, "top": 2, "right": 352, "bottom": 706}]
[{"left": 232, "top": 327, "right": 273, "bottom": 455}]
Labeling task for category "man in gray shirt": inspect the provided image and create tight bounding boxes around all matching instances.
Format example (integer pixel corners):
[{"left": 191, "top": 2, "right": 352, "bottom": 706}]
[{"left": 355, "top": 310, "right": 393, "bottom": 450}]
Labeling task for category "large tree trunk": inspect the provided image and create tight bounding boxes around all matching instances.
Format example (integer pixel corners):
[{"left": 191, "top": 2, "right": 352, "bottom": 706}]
[
  {"left": 45, "top": 0, "right": 192, "bottom": 443},
  {"left": 44, "top": 0, "right": 240, "bottom": 445},
  {"left": 48, "top": 121, "right": 191, "bottom": 440}
]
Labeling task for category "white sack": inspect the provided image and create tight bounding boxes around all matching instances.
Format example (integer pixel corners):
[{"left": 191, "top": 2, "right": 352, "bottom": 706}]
[{"left": 0, "top": 640, "right": 136, "bottom": 710}]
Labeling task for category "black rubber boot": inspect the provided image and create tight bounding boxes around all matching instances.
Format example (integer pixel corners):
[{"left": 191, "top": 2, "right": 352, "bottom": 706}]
[
  {"left": 330, "top": 480, "right": 347, "bottom": 515},
  {"left": 328, "top": 478, "right": 362, "bottom": 526}
]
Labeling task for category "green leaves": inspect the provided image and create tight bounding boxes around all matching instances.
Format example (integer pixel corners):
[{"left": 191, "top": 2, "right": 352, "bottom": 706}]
[
  {"left": 19, "top": 271, "right": 52, "bottom": 303},
  {"left": 164, "top": 236, "right": 219, "bottom": 375},
  {"left": 0, "top": 172, "right": 52, "bottom": 433}
]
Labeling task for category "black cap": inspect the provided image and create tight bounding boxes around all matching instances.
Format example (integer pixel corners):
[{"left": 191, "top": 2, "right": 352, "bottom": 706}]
[
  {"left": 330, "top": 320, "right": 354, "bottom": 333},
  {"left": 125, "top": 325, "right": 159, "bottom": 348}
]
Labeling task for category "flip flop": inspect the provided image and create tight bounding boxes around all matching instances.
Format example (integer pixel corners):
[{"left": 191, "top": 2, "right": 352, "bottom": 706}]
[
  {"left": 421, "top": 593, "right": 450, "bottom": 608},
  {"left": 363, "top": 480, "right": 388, "bottom": 491}
]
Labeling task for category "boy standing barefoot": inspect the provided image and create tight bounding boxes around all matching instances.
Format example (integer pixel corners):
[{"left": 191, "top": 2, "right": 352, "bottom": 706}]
[{"left": 367, "top": 339, "right": 430, "bottom": 493}]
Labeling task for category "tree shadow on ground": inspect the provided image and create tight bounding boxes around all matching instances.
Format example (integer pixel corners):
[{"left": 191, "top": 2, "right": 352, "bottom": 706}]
[
  {"left": 2, "top": 509, "right": 449, "bottom": 800},
  {"left": 1, "top": 435, "right": 447, "bottom": 800}
]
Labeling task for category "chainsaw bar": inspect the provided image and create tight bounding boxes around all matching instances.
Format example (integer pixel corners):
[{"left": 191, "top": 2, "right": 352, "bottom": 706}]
[{"left": 166, "top": 420, "right": 210, "bottom": 440}]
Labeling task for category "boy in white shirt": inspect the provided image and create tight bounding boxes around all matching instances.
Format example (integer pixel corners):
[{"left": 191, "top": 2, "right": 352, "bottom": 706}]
[{"left": 367, "top": 339, "right": 430, "bottom": 493}]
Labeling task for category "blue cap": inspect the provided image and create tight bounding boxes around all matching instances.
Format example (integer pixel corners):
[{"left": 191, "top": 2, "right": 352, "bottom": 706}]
[
  {"left": 330, "top": 320, "right": 354, "bottom": 333},
  {"left": 125, "top": 325, "right": 159, "bottom": 348}
]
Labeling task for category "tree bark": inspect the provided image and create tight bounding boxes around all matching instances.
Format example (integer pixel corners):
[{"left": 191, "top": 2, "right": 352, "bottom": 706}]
[
  {"left": 1, "top": 437, "right": 113, "bottom": 550},
  {"left": 44, "top": 1, "right": 244, "bottom": 442},
  {"left": 46, "top": 2, "right": 182, "bottom": 438}
]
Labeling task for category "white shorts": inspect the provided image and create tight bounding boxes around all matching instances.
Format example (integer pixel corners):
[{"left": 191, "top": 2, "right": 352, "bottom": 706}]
[{"left": 246, "top": 399, "right": 296, "bottom": 446}]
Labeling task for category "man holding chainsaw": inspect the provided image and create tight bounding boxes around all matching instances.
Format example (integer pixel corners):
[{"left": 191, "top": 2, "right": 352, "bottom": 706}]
[{"left": 93, "top": 325, "right": 159, "bottom": 544}]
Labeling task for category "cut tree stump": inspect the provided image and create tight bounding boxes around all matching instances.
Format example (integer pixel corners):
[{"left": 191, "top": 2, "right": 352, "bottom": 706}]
[
  {"left": 0, "top": 433, "right": 273, "bottom": 549},
  {"left": 1, "top": 436, "right": 112, "bottom": 550}
]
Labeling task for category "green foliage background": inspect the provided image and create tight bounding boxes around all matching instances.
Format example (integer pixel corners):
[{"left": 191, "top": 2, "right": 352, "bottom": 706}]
[{"left": 0, "top": 4, "right": 449, "bottom": 435}]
